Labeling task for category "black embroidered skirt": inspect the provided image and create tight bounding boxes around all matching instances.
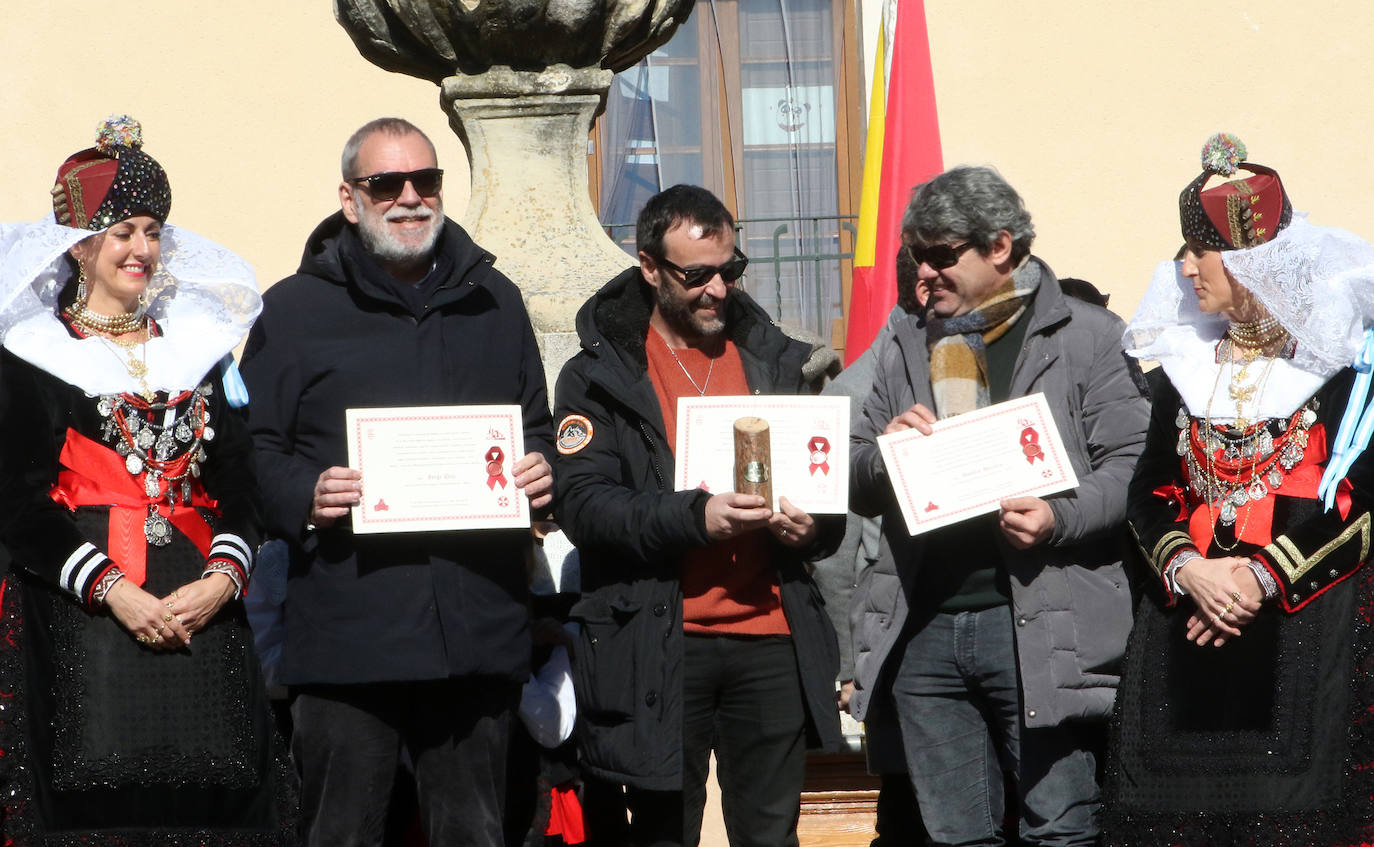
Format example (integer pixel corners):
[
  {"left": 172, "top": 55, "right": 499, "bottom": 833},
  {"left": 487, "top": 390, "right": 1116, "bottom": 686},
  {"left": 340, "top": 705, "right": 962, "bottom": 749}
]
[
  {"left": 1, "top": 507, "right": 294, "bottom": 845},
  {"left": 1103, "top": 565, "right": 1374, "bottom": 846}
]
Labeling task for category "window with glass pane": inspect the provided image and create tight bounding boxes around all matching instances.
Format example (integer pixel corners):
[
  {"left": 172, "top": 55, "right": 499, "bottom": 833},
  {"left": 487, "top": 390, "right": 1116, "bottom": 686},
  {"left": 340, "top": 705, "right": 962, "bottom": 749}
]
[{"left": 595, "top": 0, "right": 859, "bottom": 343}]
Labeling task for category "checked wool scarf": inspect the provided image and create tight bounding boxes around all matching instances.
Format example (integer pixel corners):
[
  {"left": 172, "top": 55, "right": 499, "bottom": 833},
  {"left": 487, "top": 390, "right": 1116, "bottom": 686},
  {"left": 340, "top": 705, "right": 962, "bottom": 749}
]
[{"left": 926, "top": 264, "right": 1039, "bottom": 418}]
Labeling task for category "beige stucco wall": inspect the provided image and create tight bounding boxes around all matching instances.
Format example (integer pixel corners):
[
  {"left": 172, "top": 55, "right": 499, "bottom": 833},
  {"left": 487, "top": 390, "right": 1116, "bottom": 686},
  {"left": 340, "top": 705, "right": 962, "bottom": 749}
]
[
  {"left": 0, "top": 6, "right": 471, "bottom": 292},
  {"left": 858, "top": 0, "right": 1374, "bottom": 324}
]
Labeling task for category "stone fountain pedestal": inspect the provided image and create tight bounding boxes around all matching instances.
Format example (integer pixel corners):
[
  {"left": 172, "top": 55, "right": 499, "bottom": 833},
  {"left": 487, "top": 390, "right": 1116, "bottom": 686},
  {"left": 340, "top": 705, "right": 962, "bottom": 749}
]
[{"left": 442, "top": 65, "right": 637, "bottom": 394}]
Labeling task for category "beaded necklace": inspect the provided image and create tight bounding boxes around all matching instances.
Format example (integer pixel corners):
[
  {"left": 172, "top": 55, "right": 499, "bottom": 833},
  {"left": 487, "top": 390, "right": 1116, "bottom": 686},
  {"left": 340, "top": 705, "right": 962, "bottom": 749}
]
[
  {"left": 1182, "top": 335, "right": 1315, "bottom": 551},
  {"left": 64, "top": 301, "right": 147, "bottom": 336}
]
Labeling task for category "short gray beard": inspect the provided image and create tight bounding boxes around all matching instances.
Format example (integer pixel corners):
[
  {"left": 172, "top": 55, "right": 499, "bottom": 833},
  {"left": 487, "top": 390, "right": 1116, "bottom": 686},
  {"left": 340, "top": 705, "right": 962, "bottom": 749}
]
[{"left": 353, "top": 192, "right": 443, "bottom": 268}]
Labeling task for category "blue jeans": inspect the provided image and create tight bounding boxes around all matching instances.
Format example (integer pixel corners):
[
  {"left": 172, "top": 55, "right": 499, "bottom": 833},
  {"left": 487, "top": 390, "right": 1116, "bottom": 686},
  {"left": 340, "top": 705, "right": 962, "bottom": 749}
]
[{"left": 891, "top": 607, "right": 1100, "bottom": 847}]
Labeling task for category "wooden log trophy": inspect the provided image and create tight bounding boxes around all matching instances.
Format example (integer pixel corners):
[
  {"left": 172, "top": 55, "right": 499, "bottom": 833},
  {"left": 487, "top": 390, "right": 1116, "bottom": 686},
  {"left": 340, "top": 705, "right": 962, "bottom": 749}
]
[{"left": 733, "top": 416, "right": 772, "bottom": 505}]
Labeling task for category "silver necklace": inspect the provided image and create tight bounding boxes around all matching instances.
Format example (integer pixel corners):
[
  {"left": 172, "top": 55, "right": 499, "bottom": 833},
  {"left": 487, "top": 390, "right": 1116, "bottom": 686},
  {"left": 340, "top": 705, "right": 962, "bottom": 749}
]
[{"left": 655, "top": 328, "right": 714, "bottom": 395}]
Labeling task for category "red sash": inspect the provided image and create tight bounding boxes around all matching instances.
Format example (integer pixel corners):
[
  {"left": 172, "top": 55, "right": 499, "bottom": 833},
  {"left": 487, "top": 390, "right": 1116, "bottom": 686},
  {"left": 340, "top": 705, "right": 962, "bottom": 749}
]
[{"left": 49, "top": 428, "right": 217, "bottom": 585}]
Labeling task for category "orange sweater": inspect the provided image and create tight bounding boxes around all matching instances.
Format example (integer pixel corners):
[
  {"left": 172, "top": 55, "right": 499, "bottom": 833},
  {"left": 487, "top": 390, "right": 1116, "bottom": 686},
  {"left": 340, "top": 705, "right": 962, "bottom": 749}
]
[{"left": 645, "top": 328, "right": 790, "bottom": 636}]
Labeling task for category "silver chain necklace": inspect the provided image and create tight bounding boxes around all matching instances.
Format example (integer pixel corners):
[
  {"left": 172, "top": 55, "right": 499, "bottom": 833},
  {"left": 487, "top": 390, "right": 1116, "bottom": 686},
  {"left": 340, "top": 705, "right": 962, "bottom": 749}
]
[{"left": 655, "top": 327, "right": 714, "bottom": 395}]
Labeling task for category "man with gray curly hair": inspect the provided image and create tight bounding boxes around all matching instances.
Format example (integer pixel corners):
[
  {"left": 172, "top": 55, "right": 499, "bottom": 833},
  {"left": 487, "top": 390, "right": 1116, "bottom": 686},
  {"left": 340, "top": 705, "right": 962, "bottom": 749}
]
[{"left": 849, "top": 166, "right": 1149, "bottom": 846}]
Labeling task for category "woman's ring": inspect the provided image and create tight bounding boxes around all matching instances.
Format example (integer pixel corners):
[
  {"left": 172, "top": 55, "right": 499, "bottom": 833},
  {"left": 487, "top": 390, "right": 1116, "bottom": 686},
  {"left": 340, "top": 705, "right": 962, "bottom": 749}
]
[
  {"left": 137, "top": 635, "right": 149, "bottom": 644},
  {"left": 1221, "top": 602, "right": 1234, "bottom": 616},
  {"left": 1231, "top": 591, "right": 1243, "bottom": 603},
  {"left": 163, "top": 612, "right": 174, "bottom": 622}
]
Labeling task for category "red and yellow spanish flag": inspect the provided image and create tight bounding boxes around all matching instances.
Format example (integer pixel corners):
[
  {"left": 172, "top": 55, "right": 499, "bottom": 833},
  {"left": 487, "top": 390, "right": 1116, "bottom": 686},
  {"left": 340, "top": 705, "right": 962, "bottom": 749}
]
[{"left": 843, "top": 1, "right": 943, "bottom": 365}]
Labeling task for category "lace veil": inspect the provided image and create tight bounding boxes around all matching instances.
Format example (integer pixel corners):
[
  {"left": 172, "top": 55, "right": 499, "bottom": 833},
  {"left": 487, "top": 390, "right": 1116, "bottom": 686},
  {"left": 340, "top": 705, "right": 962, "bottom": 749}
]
[
  {"left": 0, "top": 216, "right": 261, "bottom": 397},
  {"left": 1123, "top": 214, "right": 1374, "bottom": 419}
]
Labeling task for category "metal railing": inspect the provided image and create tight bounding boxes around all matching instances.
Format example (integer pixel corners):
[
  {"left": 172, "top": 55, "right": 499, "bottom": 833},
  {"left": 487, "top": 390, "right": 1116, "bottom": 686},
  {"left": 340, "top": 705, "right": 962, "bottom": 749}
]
[{"left": 604, "top": 213, "right": 858, "bottom": 338}]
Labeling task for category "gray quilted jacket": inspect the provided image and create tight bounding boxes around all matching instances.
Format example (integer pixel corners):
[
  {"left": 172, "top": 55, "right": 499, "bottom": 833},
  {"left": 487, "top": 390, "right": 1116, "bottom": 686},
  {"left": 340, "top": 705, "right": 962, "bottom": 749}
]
[{"left": 848, "top": 258, "right": 1149, "bottom": 728}]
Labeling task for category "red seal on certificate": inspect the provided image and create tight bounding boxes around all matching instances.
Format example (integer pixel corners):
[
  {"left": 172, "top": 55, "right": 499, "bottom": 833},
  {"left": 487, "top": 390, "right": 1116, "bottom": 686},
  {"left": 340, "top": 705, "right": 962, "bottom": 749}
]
[
  {"left": 808, "top": 436, "right": 830, "bottom": 475},
  {"left": 485, "top": 446, "right": 507, "bottom": 489},
  {"left": 1020, "top": 426, "right": 1045, "bottom": 464}
]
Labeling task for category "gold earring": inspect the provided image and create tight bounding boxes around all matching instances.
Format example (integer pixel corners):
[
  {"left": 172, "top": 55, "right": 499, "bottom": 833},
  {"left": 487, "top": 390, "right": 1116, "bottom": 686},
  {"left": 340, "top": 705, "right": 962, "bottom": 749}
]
[{"left": 75, "top": 263, "right": 89, "bottom": 306}]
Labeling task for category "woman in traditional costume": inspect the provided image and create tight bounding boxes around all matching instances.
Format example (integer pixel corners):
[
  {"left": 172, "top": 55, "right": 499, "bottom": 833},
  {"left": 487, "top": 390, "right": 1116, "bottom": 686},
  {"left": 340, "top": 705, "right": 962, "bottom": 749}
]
[
  {"left": 1105, "top": 134, "right": 1374, "bottom": 844},
  {"left": 0, "top": 117, "right": 293, "bottom": 843}
]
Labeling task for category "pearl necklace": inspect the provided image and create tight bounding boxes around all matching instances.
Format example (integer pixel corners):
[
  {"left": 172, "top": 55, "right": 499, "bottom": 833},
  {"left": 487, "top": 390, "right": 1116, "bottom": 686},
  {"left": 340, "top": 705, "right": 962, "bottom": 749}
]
[{"left": 64, "top": 302, "right": 147, "bottom": 336}]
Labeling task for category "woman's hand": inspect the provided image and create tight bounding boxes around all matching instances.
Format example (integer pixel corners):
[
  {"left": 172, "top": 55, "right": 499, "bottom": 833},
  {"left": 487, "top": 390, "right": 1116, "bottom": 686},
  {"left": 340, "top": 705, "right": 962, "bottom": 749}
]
[
  {"left": 1176, "top": 556, "right": 1264, "bottom": 646},
  {"left": 105, "top": 579, "right": 192, "bottom": 650},
  {"left": 161, "top": 573, "right": 237, "bottom": 637}
]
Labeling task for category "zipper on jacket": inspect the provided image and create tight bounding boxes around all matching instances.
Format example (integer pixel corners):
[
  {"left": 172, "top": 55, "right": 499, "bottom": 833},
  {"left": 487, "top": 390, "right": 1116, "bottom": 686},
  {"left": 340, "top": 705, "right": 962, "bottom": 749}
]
[{"left": 637, "top": 420, "right": 667, "bottom": 491}]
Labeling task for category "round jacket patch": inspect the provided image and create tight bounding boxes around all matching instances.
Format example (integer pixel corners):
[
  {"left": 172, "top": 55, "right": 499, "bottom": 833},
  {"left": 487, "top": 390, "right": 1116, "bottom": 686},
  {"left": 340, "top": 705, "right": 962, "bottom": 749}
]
[{"left": 557, "top": 414, "right": 594, "bottom": 454}]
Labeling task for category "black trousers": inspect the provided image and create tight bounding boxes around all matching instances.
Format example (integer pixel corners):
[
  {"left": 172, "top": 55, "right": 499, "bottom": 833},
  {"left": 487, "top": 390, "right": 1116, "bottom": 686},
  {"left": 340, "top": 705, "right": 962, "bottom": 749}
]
[
  {"left": 682, "top": 634, "right": 807, "bottom": 847},
  {"left": 291, "top": 678, "right": 519, "bottom": 847}
]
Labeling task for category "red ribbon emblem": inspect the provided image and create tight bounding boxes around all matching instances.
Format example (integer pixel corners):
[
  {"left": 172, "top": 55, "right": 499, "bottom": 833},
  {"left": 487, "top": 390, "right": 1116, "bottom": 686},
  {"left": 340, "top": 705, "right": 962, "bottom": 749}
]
[
  {"left": 1020, "top": 427, "right": 1045, "bottom": 464},
  {"left": 49, "top": 429, "right": 217, "bottom": 585},
  {"left": 808, "top": 436, "right": 830, "bottom": 476},
  {"left": 485, "top": 446, "right": 507, "bottom": 489}
]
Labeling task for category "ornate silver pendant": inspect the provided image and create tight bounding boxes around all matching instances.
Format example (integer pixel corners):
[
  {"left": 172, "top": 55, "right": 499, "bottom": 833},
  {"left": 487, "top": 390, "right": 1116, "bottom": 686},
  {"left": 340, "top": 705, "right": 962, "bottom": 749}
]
[
  {"left": 136, "top": 427, "right": 156, "bottom": 450},
  {"left": 175, "top": 421, "right": 192, "bottom": 442},
  {"left": 144, "top": 472, "right": 161, "bottom": 499},
  {"left": 1248, "top": 479, "right": 1267, "bottom": 501},
  {"left": 1220, "top": 500, "right": 1237, "bottom": 524},
  {"left": 155, "top": 430, "right": 176, "bottom": 461},
  {"left": 203, "top": 425, "right": 215, "bottom": 442},
  {"left": 1175, "top": 408, "right": 1189, "bottom": 429},
  {"left": 125, "top": 453, "right": 144, "bottom": 474},
  {"left": 97, "top": 398, "right": 113, "bottom": 417},
  {"left": 1268, "top": 466, "right": 1283, "bottom": 489},
  {"left": 145, "top": 512, "right": 173, "bottom": 546}
]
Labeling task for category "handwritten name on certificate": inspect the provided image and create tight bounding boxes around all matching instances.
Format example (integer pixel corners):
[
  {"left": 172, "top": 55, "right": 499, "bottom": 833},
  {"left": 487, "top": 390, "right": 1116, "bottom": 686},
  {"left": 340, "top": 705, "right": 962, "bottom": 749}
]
[
  {"left": 876, "top": 393, "right": 1079, "bottom": 536},
  {"left": 675, "top": 395, "right": 850, "bottom": 514},
  {"left": 346, "top": 405, "right": 528, "bottom": 533}
]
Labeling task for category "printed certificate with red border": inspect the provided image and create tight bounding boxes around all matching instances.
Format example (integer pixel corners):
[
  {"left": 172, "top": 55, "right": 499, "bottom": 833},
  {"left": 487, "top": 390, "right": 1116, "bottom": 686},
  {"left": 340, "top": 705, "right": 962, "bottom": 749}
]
[
  {"left": 345, "top": 405, "right": 527, "bottom": 533},
  {"left": 674, "top": 395, "right": 850, "bottom": 514},
  {"left": 876, "top": 392, "right": 1079, "bottom": 536}
]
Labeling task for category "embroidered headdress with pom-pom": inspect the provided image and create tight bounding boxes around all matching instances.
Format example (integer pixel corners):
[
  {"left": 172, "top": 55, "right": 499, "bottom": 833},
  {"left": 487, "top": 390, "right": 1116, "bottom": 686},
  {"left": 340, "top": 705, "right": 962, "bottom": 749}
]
[
  {"left": 1178, "top": 132, "right": 1291, "bottom": 250},
  {"left": 50, "top": 115, "right": 171, "bottom": 231}
]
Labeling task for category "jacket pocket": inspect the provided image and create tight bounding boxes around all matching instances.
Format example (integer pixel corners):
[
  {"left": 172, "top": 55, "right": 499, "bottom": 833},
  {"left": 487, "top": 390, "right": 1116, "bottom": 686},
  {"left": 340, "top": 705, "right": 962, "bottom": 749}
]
[
  {"left": 570, "top": 595, "right": 642, "bottom": 721},
  {"left": 1063, "top": 563, "right": 1133, "bottom": 674}
]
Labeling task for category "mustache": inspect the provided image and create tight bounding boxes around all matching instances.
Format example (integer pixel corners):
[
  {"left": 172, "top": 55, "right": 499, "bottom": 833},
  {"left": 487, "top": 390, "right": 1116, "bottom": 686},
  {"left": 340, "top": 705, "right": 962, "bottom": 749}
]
[{"left": 383, "top": 207, "right": 434, "bottom": 222}]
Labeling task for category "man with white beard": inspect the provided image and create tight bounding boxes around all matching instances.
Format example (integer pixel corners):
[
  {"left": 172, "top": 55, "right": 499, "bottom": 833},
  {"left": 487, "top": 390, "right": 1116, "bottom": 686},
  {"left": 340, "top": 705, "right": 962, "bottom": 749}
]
[{"left": 240, "top": 117, "right": 556, "bottom": 847}]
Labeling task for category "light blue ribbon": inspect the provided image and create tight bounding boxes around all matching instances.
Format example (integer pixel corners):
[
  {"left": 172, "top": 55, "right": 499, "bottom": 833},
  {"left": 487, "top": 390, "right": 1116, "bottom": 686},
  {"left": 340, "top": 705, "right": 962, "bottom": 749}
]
[
  {"left": 1319, "top": 329, "right": 1374, "bottom": 510},
  {"left": 218, "top": 354, "right": 250, "bottom": 409}
]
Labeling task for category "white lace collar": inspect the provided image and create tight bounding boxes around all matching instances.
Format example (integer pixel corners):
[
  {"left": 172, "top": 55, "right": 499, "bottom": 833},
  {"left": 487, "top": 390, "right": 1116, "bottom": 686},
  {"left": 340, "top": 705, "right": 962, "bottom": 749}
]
[{"left": 0, "top": 218, "right": 260, "bottom": 396}]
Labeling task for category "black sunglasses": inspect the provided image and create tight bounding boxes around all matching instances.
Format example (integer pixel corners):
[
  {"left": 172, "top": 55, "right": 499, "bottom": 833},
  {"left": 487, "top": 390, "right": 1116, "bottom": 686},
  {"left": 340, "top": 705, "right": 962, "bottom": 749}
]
[
  {"left": 656, "top": 247, "right": 749, "bottom": 288},
  {"left": 905, "top": 241, "right": 976, "bottom": 270},
  {"left": 348, "top": 168, "right": 444, "bottom": 201}
]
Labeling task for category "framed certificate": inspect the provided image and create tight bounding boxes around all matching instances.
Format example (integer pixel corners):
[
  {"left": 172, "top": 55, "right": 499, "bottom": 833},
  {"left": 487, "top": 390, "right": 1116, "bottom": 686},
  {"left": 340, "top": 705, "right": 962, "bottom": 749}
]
[
  {"left": 876, "top": 392, "right": 1079, "bottom": 535},
  {"left": 674, "top": 395, "right": 850, "bottom": 514},
  {"left": 345, "top": 404, "right": 528, "bottom": 533}
]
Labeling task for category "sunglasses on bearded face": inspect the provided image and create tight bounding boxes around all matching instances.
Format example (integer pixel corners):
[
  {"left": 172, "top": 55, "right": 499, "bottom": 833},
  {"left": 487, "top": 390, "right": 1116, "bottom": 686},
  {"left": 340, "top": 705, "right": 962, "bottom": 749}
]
[
  {"left": 905, "top": 240, "right": 977, "bottom": 270},
  {"left": 656, "top": 247, "right": 750, "bottom": 288},
  {"left": 348, "top": 168, "right": 444, "bottom": 202}
]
